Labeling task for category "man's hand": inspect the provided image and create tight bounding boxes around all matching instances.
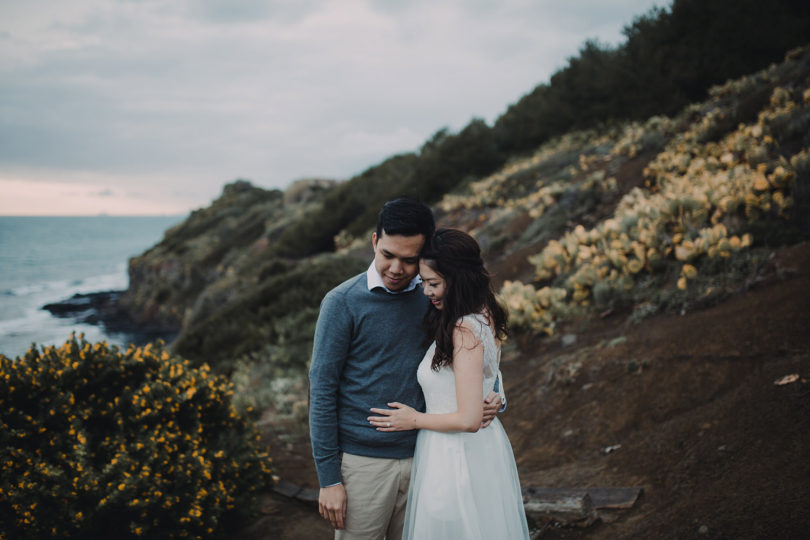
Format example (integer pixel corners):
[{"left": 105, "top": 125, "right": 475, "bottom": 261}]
[
  {"left": 319, "top": 484, "right": 347, "bottom": 529},
  {"left": 481, "top": 391, "right": 503, "bottom": 428}
]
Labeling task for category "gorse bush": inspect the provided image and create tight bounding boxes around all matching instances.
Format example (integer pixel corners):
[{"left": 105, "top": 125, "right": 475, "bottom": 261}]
[{"left": 0, "top": 336, "right": 273, "bottom": 539}]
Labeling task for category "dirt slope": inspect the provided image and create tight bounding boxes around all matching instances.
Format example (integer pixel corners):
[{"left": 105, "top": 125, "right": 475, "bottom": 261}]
[
  {"left": 508, "top": 240, "right": 810, "bottom": 539},
  {"left": 244, "top": 241, "right": 810, "bottom": 539}
]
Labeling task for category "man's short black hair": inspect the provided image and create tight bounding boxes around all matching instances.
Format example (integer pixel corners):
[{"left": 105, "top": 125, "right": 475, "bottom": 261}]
[{"left": 376, "top": 198, "right": 435, "bottom": 239}]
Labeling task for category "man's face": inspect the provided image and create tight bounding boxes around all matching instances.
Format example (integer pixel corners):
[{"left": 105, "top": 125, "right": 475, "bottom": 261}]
[{"left": 372, "top": 231, "right": 425, "bottom": 292}]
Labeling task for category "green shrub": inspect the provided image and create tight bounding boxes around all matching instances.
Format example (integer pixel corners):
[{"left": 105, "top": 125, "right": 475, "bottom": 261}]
[
  {"left": 0, "top": 336, "right": 273, "bottom": 539},
  {"left": 173, "top": 253, "right": 367, "bottom": 373}
]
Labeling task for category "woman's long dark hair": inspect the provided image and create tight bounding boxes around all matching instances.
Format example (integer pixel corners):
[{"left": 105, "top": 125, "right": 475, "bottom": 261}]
[{"left": 421, "top": 228, "right": 508, "bottom": 370}]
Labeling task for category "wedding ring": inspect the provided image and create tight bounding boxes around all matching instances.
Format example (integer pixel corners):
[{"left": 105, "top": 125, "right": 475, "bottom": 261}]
[{"left": 387, "top": 422, "right": 391, "bottom": 427}]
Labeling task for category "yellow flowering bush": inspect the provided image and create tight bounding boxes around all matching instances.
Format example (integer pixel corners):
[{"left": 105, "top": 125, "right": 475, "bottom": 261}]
[
  {"left": 0, "top": 336, "right": 273, "bottom": 539},
  {"left": 499, "top": 281, "right": 569, "bottom": 335},
  {"left": 439, "top": 127, "right": 623, "bottom": 219},
  {"left": 492, "top": 50, "right": 810, "bottom": 335}
]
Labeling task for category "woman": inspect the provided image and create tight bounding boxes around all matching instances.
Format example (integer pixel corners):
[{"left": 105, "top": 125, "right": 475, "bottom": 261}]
[{"left": 368, "top": 228, "right": 530, "bottom": 539}]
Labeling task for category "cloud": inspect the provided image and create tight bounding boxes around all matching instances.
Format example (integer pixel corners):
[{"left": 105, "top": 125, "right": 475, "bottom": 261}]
[
  {"left": 190, "top": 0, "right": 324, "bottom": 24},
  {"left": 0, "top": 0, "right": 663, "bottom": 215}
]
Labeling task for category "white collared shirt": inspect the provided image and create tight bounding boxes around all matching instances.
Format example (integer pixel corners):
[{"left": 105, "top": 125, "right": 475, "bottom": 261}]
[{"left": 366, "top": 262, "right": 421, "bottom": 294}]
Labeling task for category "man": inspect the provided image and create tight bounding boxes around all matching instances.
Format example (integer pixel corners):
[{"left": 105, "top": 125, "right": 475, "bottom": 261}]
[{"left": 309, "top": 198, "right": 504, "bottom": 539}]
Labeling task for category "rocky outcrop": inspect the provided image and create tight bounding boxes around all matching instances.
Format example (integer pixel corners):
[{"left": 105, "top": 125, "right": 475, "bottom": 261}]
[
  {"left": 43, "top": 291, "right": 177, "bottom": 345},
  {"left": 120, "top": 179, "right": 339, "bottom": 343}
]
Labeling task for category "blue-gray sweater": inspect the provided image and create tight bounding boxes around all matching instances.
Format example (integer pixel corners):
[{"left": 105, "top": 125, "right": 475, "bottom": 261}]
[{"left": 309, "top": 272, "right": 429, "bottom": 487}]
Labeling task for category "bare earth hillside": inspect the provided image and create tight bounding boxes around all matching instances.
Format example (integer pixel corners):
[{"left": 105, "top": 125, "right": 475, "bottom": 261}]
[{"left": 241, "top": 240, "right": 809, "bottom": 539}]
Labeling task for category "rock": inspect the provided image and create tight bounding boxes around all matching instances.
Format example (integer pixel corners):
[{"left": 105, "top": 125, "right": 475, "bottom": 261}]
[
  {"left": 269, "top": 478, "right": 319, "bottom": 505},
  {"left": 283, "top": 178, "right": 338, "bottom": 205},
  {"left": 522, "top": 487, "right": 598, "bottom": 527},
  {"left": 42, "top": 291, "right": 120, "bottom": 317},
  {"left": 586, "top": 487, "right": 643, "bottom": 509},
  {"left": 222, "top": 179, "right": 255, "bottom": 196},
  {"left": 272, "top": 479, "right": 302, "bottom": 499},
  {"left": 773, "top": 373, "right": 799, "bottom": 385},
  {"left": 297, "top": 488, "right": 320, "bottom": 503},
  {"left": 42, "top": 291, "right": 177, "bottom": 346},
  {"left": 522, "top": 487, "right": 643, "bottom": 530}
]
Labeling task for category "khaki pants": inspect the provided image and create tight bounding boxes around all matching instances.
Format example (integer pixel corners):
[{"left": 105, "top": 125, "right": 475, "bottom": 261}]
[{"left": 335, "top": 452, "right": 412, "bottom": 540}]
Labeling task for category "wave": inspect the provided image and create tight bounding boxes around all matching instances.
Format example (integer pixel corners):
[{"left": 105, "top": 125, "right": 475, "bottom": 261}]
[
  {"left": 0, "top": 266, "right": 130, "bottom": 355},
  {"left": 0, "top": 268, "right": 132, "bottom": 358},
  {"left": 0, "top": 309, "right": 111, "bottom": 359},
  {"left": 3, "top": 266, "right": 128, "bottom": 299}
]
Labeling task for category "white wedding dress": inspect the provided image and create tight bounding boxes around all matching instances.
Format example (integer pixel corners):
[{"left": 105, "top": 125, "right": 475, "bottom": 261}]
[{"left": 402, "top": 313, "right": 530, "bottom": 539}]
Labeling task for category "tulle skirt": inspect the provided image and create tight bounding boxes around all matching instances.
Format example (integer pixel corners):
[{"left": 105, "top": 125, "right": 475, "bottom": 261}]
[{"left": 402, "top": 418, "right": 530, "bottom": 539}]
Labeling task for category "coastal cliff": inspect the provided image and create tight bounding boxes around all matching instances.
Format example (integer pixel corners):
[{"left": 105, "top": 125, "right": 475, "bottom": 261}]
[{"left": 121, "top": 178, "right": 351, "bottom": 367}]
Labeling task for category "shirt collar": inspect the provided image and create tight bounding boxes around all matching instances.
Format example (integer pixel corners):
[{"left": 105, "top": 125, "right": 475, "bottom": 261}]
[{"left": 366, "top": 261, "right": 421, "bottom": 294}]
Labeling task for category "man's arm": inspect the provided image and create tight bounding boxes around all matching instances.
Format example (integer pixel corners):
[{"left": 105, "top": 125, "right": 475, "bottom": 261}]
[
  {"left": 309, "top": 291, "right": 352, "bottom": 528},
  {"left": 493, "top": 369, "right": 508, "bottom": 407},
  {"left": 481, "top": 370, "right": 507, "bottom": 428}
]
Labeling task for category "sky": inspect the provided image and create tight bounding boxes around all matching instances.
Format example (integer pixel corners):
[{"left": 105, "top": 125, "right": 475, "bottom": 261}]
[{"left": 0, "top": 0, "right": 663, "bottom": 216}]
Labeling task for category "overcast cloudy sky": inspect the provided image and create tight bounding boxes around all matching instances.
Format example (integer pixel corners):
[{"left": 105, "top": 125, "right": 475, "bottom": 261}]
[{"left": 0, "top": 0, "right": 662, "bottom": 216}]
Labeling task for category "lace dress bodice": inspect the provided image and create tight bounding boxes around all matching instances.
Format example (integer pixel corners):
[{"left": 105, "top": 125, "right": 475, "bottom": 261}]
[{"left": 417, "top": 313, "right": 500, "bottom": 414}]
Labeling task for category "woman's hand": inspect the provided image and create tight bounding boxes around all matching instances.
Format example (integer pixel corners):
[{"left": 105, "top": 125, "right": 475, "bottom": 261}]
[{"left": 368, "top": 402, "right": 420, "bottom": 431}]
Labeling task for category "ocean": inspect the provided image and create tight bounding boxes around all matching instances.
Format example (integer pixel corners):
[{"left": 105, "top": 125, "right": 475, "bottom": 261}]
[{"left": 0, "top": 215, "right": 184, "bottom": 359}]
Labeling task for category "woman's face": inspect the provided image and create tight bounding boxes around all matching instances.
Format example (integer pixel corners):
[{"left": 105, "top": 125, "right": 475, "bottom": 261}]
[{"left": 419, "top": 260, "right": 446, "bottom": 310}]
